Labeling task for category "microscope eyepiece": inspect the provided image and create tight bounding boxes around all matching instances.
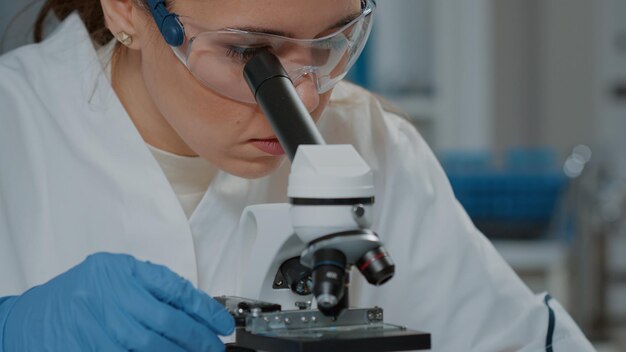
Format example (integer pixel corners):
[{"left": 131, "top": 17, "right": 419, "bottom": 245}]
[
  {"left": 243, "top": 52, "right": 325, "bottom": 161},
  {"left": 311, "top": 248, "right": 347, "bottom": 316},
  {"left": 356, "top": 246, "right": 395, "bottom": 286}
]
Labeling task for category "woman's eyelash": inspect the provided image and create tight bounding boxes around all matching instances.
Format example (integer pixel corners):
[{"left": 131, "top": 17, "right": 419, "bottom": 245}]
[{"left": 225, "top": 46, "right": 270, "bottom": 62}]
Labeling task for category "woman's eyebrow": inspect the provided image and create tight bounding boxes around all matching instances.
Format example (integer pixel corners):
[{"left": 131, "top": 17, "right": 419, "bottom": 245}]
[{"left": 228, "top": 11, "right": 362, "bottom": 37}]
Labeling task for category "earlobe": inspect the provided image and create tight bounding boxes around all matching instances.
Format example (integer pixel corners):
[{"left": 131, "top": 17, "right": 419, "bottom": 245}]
[{"left": 100, "top": 0, "right": 139, "bottom": 48}]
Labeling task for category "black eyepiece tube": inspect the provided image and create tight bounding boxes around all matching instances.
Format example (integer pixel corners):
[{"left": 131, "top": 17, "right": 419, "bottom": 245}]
[{"left": 243, "top": 52, "right": 326, "bottom": 161}]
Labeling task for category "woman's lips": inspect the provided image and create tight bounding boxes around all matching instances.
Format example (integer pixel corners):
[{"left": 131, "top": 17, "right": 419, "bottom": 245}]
[{"left": 250, "top": 138, "right": 285, "bottom": 156}]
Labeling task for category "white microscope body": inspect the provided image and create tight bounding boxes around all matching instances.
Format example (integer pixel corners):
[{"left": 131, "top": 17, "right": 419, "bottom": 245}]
[{"left": 236, "top": 144, "right": 380, "bottom": 312}]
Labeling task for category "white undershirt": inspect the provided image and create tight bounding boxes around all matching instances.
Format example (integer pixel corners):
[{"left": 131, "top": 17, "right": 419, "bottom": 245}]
[
  {"left": 147, "top": 145, "right": 216, "bottom": 218},
  {"left": 97, "top": 40, "right": 216, "bottom": 218}
]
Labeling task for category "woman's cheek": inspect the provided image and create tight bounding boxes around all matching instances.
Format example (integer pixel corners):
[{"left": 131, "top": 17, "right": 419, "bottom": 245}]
[{"left": 312, "top": 91, "right": 333, "bottom": 121}]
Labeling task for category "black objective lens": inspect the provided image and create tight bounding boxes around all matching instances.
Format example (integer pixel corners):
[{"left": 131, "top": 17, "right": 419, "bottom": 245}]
[
  {"left": 312, "top": 249, "right": 347, "bottom": 315},
  {"left": 356, "top": 246, "right": 395, "bottom": 286},
  {"left": 280, "top": 257, "right": 312, "bottom": 296}
]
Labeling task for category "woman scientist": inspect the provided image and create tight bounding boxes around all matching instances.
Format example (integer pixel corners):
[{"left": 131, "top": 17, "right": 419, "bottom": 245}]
[{"left": 0, "top": 0, "right": 593, "bottom": 351}]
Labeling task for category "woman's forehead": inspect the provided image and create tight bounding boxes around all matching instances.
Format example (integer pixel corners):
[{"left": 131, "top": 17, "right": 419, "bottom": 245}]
[{"left": 174, "top": 0, "right": 362, "bottom": 38}]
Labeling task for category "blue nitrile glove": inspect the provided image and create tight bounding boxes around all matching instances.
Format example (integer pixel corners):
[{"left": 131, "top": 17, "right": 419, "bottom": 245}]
[{"left": 0, "top": 252, "right": 234, "bottom": 352}]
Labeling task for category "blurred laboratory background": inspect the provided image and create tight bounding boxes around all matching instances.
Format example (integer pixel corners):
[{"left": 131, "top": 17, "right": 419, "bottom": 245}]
[
  {"left": 348, "top": 1, "right": 626, "bottom": 350},
  {"left": 2, "top": 0, "right": 625, "bottom": 350}
]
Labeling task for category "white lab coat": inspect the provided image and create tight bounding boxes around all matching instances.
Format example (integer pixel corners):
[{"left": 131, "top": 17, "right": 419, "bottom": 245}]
[{"left": 0, "top": 13, "right": 593, "bottom": 351}]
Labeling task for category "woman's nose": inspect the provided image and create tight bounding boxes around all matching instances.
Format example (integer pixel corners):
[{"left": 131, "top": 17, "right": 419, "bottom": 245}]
[{"left": 294, "top": 75, "right": 320, "bottom": 113}]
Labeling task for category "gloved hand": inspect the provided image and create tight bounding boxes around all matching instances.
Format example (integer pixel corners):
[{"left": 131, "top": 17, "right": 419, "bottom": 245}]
[{"left": 0, "top": 252, "right": 235, "bottom": 351}]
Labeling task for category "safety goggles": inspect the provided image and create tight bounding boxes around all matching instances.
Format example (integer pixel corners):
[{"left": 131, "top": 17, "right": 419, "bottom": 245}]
[{"left": 148, "top": 0, "right": 376, "bottom": 104}]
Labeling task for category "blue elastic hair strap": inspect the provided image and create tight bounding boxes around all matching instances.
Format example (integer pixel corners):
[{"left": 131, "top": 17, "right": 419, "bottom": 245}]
[
  {"left": 146, "top": 0, "right": 185, "bottom": 47},
  {"left": 544, "top": 294, "right": 555, "bottom": 352}
]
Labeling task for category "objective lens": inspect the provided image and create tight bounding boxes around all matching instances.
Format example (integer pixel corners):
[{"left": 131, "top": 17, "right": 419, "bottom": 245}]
[
  {"left": 280, "top": 257, "right": 313, "bottom": 296},
  {"left": 312, "top": 249, "right": 347, "bottom": 316},
  {"left": 357, "top": 246, "right": 395, "bottom": 286}
]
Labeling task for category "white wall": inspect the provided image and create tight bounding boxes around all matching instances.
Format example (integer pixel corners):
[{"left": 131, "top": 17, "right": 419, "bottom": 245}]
[
  {"left": 370, "top": 0, "right": 434, "bottom": 95},
  {"left": 492, "top": 0, "right": 596, "bottom": 160},
  {"left": 538, "top": 0, "right": 596, "bottom": 158},
  {"left": 0, "top": 1, "right": 45, "bottom": 54},
  {"left": 492, "top": 0, "right": 541, "bottom": 153},
  {"left": 595, "top": 0, "right": 626, "bottom": 177},
  {"left": 434, "top": 0, "right": 494, "bottom": 152}
]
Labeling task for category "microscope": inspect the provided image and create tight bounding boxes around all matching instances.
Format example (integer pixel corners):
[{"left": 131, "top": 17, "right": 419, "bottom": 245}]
[{"left": 220, "top": 52, "right": 431, "bottom": 351}]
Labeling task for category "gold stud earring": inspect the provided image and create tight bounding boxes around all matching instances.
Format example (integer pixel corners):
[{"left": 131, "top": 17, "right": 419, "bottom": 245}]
[{"left": 116, "top": 31, "right": 133, "bottom": 47}]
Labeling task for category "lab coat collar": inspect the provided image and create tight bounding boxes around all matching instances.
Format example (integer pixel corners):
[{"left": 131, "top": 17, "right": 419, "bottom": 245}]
[
  {"left": 33, "top": 13, "right": 201, "bottom": 284},
  {"left": 35, "top": 12, "right": 113, "bottom": 110}
]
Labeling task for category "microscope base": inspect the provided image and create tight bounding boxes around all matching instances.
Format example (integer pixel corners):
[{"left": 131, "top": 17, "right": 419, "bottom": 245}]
[
  {"left": 229, "top": 326, "right": 431, "bottom": 351},
  {"left": 217, "top": 297, "right": 431, "bottom": 351}
]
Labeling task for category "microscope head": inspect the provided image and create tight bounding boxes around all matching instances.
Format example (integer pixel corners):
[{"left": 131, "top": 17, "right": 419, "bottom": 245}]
[{"left": 288, "top": 144, "right": 395, "bottom": 316}]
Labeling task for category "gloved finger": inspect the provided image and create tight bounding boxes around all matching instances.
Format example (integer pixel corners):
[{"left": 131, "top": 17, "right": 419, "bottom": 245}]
[
  {"left": 125, "top": 280, "right": 229, "bottom": 352},
  {"left": 70, "top": 306, "right": 128, "bottom": 352},
  {"left": 130, "top": 259, "right": 235, "bottom": 336},
  {"left": 101, "top": 299, "right": 186, "bottom": 352}
]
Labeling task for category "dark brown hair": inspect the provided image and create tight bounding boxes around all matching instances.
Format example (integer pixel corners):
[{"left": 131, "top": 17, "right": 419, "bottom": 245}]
[{"left": 34, "top": 0, "right": 113, "bottom": 46}]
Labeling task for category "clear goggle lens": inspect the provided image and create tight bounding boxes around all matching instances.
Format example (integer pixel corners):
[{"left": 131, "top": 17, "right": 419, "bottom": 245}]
[{"left": 171, "top": 2, "right": 375, "bottom": 104}]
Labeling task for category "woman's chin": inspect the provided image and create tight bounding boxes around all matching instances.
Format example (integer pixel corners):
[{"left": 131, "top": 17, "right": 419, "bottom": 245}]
[{"left": 220, "top": 155, "right": 287, "bottom": 180}]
